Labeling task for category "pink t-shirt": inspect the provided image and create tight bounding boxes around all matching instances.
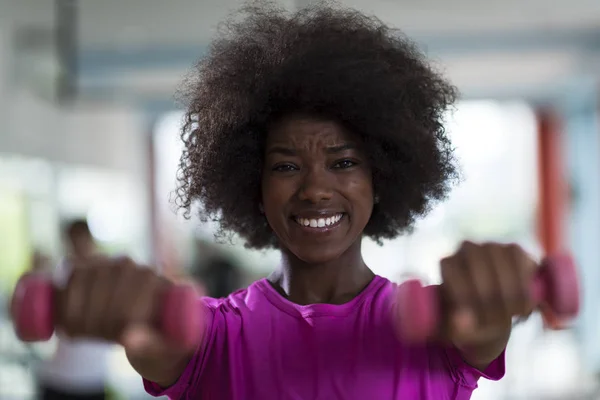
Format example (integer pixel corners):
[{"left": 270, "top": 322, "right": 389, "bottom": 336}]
[{"left": 144, "top": 275, "right": 505, "bottom": 399}]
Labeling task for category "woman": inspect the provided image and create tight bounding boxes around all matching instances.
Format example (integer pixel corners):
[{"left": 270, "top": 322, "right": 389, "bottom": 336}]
[
  {"left": 36, "top": 220, "right": 112, "bottom": 400},
  {"left": 42, "top": 3, "right": 539, "bottom": 399}
]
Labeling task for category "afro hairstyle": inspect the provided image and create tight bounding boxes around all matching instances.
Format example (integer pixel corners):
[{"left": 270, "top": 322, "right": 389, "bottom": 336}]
[{"left": 175, "top": 1, "right": 459, "bottom": 249}]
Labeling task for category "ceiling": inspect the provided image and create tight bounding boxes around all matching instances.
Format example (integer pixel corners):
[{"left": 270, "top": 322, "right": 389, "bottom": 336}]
[
  {"left": 3, "top": 0, "right": 600, "bottom": 107},
  {"left": 52, "top": 0, "right": 600, "bottom": 48}
]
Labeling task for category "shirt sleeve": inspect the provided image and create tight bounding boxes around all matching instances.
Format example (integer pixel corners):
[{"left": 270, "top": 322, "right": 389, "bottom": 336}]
[
  {"left": 443, "top": 345, "right": 506, "bottom": 390},
  {"left": 143, "top": 299, "right": 216, "bottom": 399}
]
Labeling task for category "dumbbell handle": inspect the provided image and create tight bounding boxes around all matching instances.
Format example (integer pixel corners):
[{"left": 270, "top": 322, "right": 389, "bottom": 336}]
[
  {"left": 394, "top": 254, "right": 580, "bottom": 341},
  {"left": 11, "top": 274, "right": 203, "bottom": 348}
]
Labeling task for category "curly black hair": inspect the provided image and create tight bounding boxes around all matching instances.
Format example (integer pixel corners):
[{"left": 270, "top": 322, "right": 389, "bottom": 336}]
[{"left": 175, "top": 1, "right": 459, "bottom": 249}]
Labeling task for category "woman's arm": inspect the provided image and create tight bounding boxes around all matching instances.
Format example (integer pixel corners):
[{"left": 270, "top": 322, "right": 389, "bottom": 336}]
[
  {"left": 127, "top": 345, "right": 195, "bottom": 388},
  {"left": 453, "top": 317, "right": 512, "bottom": 371}
]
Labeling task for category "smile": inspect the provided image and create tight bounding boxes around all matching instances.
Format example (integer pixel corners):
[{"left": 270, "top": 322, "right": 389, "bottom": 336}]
[{"left": 293, "top": 213, "right": 344, "bottom": 229}]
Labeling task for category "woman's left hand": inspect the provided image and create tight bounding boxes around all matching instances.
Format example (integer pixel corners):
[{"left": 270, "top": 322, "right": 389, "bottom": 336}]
[{"left": 440, "top": 241, "right": 538, "bottom": 365}]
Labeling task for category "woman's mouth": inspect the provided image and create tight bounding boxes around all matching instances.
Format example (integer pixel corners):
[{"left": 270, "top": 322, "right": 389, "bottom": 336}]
[{"left": 293, "top": 213, "right": 345, "bottom": 230}]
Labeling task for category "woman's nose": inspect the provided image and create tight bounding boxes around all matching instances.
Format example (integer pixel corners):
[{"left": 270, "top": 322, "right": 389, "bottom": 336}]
[{"left": 297, "top": 169, "right": 333, "bottom": 203}]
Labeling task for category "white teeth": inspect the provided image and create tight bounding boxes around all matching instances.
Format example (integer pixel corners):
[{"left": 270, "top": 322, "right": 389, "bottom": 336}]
[{"left": 295, "top": 214, "right": 343, "bottom": 228}]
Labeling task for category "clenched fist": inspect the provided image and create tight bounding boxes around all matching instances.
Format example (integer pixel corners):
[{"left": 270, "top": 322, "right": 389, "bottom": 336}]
[
  {"left": 440, "top": 241, "right": 537, "bottom": 352},
  {"left": 13, "top": 256, "right": 204, "bottom": 373}
]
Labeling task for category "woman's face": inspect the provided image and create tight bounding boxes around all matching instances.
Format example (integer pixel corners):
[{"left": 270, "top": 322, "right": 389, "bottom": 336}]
[{"left": 262, "top": 115, "right": 373, "bottom": 264}]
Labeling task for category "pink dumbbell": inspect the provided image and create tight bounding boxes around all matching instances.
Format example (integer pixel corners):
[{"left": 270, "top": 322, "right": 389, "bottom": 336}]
[
  {"left": 394, "top": 253, "right": 580, "bottom": 341},
  {"left": 11, "top": 273, "right": 203, "bottom": 348}
]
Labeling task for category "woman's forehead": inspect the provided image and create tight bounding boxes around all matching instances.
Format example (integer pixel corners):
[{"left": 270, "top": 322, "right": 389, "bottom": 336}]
[{"left": 266, "top": 117, "right": 357, "bottom": 148}]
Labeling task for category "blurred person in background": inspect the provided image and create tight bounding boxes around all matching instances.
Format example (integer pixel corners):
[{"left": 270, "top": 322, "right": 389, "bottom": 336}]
[
  {"left": 188, "top": 239, "right": 243, "bottom": 298},
  {"left": 36, "top": 219, "right": 112, "bottom": 400},
  {"left": 197, "top": 256, "right": 242, "bottom": 298},
  {"left": 64, "top": 220, "right": 99, "bottom": 261}
]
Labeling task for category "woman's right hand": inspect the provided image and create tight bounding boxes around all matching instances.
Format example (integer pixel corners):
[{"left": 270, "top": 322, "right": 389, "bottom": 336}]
[{"left": 57, "top": 256, "right": 198, "bottom": 386}]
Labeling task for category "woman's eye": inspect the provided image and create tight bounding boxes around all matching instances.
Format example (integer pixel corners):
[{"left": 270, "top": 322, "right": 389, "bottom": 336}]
[
  {"left": 273, "top": 164, "right": 297, "bottom": 172},
  {"left": 333, "top": 159, "right": 357, "bottom": 169}
]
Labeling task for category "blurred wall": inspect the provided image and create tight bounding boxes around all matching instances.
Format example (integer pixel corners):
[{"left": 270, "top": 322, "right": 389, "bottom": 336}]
[{"left": 0, "top": 0, "right": 148, "bottom": 172}]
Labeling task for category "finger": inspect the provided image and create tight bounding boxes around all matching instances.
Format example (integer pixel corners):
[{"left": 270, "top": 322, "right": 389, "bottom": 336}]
[
  {"left": 506, "top": 244, "right": 537, "bottom": 317},
  {"left": 124, "top": 267, "right": 166, "bottom": 332},
  {"left": 103, "top": 258, "right": 138, "bottom": 340},
  {"left": 441, "top": 251, "right": 476, "bottom": 337},
  {"left": 461, "top": 241, "right": 498, "bottom": 328},
  {"left": 61, "top": 267, "right": 88, "bottom": 338},
  {"left": 85, "top": 258, "right": 133, "bottom": 340},
  {"left": 483, "top": 243, "right": 516, "bottom": 323},
  {"left": 78, "top": 263, "right": 98, "bottom": 337},
  {"left": 81, "top": 261, "right": 113, "bottom": 337}
]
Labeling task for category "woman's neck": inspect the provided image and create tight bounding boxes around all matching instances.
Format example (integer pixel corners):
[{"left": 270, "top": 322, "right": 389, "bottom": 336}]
[{"left": 268, "top": 240, "right": 374, "bottom": 305}]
